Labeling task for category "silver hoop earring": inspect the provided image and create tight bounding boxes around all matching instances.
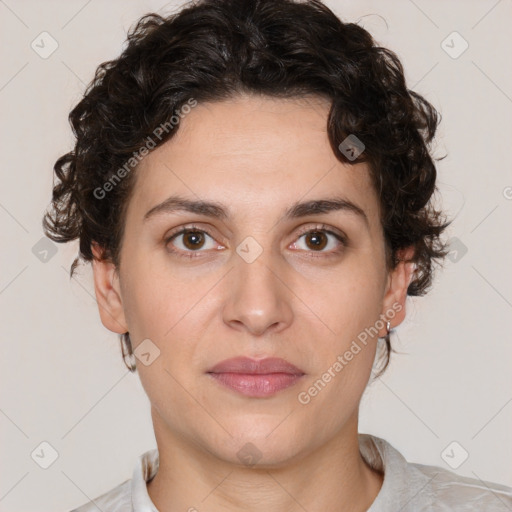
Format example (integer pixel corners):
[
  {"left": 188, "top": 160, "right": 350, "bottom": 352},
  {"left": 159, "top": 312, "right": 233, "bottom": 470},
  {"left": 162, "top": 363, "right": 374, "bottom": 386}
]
[
  {"left": 384, "top": 320, "right": 391, "bottom": 347},
  {"left": 120, "top": 332, "right": 137, "bottom": 372}
]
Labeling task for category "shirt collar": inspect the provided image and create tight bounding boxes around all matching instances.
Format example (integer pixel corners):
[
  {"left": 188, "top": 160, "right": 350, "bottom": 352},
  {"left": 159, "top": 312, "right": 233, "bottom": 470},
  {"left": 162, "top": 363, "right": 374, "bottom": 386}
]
[
  {"left": 131, "top": 447, "right": 159, "bottom": 511},
  {"left": 359, "top": 433, "right": 433, "bottom": 511}
]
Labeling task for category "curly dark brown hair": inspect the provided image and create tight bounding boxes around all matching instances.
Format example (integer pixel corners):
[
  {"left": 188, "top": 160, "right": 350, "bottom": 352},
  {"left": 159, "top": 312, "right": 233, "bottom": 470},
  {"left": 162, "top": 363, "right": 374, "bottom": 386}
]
[{"left": 42, "top": 0, "right": 451, "bottom": 375}]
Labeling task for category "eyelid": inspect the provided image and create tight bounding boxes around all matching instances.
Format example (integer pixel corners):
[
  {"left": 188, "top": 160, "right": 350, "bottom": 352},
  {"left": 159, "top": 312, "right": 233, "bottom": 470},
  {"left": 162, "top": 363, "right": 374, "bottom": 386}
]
[
  {"left": 294, "top": 223, "right": 347, "bottom": 244},
  {"left": 290, "top": 223, "right": 348, "bottom": 258},
  {"left": 164, "top": 222, "right": 348, "bottom": 258},
  {"left": 164, "top": 223, "right": 222, "bottom": 252}
]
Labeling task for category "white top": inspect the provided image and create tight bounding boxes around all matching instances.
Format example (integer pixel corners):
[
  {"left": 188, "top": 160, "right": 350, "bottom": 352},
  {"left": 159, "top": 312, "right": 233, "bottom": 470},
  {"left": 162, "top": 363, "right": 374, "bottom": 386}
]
[{"left": 70, "top": 433, "right": 512, "bottom": 511}]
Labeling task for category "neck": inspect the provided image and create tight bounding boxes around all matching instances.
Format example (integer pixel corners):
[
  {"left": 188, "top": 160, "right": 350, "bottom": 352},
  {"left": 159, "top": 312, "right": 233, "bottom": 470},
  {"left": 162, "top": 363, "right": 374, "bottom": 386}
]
[{"left": 146, "top": 409, "right": 383, "bottom": 512}]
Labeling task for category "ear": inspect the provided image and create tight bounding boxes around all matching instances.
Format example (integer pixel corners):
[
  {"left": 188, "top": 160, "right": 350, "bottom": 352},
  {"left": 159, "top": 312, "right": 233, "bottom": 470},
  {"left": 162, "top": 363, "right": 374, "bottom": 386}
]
[
  {"left": 378, "top": 245, "right": 416, "bottom": 337},
  {"left": 91, "top": 243, "right": 128, "bottom": 335}
]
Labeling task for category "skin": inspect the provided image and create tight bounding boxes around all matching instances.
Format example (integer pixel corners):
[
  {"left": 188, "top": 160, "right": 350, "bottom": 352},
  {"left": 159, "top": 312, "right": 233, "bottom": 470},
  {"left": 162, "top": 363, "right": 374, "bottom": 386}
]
[{"left": 92, "top": 93, "right": 415, "bottom": 512}]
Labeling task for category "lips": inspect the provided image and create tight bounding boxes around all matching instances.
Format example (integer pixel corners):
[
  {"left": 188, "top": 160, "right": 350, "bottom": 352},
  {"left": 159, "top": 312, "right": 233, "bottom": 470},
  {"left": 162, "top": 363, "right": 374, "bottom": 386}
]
[
  {"left": 209, "top": 356, "right": 304, "bottom": 375},
  {"left": 207, "top": 357, "right": 305, "bottom": 398}
]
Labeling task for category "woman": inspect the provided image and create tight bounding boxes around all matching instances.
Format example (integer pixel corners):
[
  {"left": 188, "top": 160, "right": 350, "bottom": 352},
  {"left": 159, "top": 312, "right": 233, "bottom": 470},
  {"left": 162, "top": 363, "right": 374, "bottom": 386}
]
[{"left": 43, "top": 0, "right": 512, "bottom": 510}]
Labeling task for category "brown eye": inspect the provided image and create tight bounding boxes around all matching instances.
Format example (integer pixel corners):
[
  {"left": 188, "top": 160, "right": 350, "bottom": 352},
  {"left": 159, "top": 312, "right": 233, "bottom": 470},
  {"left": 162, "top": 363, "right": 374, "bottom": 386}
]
[
  {"left": 291, "top": 226, "right": 347, "bottom": 256},
  {"left": 181, "top": 230, "right": 206, "bottom": 250},
  {"left": 304, "top": 231, "right": 328, "bottom": 251},
  {"left": 165, "top": 227, "right": 219, "bottom": 257}
]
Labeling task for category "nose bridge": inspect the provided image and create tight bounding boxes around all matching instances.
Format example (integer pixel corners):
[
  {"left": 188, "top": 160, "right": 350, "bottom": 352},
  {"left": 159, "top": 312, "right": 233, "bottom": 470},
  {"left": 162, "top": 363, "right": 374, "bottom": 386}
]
[{"left": 223, "top": 236, "right": 293, "bottom": 335}]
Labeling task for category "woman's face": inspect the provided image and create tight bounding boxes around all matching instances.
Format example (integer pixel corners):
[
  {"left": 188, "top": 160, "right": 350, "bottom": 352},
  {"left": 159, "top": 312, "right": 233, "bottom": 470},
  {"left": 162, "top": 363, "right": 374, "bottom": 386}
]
[{"left": 93, "top": 94, "right": 412, "bottom": 466}]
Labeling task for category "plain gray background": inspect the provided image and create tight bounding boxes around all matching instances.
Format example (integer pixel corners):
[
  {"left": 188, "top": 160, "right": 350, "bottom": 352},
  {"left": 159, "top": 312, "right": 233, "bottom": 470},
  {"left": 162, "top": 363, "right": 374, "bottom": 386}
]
[{"left": 1, "top": 0, "right": 511, "bottom": 510}]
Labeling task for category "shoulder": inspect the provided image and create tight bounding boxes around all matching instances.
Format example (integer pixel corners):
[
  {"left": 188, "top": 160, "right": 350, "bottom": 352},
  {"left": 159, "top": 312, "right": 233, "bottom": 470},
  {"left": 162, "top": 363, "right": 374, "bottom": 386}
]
[
  {"left": 68, "top": 448, "right": 159, "bottom": 512},
  {"left": 361, "top": 434, "right": 512, "bottom": 511},
  {"left": 407, "top": 460, "right": 512, "bottom": 511},
  {"left": 69, "top": 479, "right": 131, "bottom": 512}
]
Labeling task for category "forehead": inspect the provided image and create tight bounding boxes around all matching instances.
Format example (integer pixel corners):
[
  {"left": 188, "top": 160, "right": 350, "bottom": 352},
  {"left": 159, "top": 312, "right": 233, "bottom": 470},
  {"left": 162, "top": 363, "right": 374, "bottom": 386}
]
[{"left": 126, "top": 94, "right": 380, "bottom": 228}]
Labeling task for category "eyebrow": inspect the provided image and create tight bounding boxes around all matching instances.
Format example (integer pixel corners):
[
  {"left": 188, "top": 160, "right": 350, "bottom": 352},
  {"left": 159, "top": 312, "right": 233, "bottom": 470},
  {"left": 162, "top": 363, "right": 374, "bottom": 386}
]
[{"left": 143, "top": 194, "right": 369, "bottom": 228}]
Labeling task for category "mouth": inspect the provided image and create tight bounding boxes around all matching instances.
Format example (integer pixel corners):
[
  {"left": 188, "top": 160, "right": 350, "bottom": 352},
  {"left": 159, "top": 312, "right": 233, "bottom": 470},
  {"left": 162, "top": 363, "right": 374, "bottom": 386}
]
[{"left": 206, "top": 357, "right": 305, "bottom": 398}]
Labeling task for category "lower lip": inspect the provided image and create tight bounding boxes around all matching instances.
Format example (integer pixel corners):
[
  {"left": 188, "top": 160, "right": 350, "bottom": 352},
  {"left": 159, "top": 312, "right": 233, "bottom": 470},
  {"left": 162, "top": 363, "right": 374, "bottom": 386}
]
[{"left": 208, "top": 372, "right": 303, "bottom": 397}]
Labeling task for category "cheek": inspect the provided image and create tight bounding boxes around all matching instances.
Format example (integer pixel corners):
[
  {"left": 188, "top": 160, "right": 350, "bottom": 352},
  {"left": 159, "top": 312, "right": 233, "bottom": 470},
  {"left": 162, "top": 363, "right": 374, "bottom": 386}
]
[
  {"left": 300, "top": 280, "right": 382, "bottom": 412},
  {"left": 119, "top": 257, "right": 214, "bottom": 376},
  {"left": 120, "top": 250, "right": 185, "bottom": 331},
  {"left": 319, "top": 264, "right": 384, "bottom": 337},
  {"left": 301, "top": 268, "right": 385, "bottom": 392}
]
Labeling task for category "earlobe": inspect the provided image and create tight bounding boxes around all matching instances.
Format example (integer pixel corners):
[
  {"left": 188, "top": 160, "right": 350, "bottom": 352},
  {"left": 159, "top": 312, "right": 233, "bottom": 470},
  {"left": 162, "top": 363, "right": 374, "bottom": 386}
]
[
  {"left": 379, "top": 246, "right": 416, "bottom": 336},
  {"left": 91, "top": 243, "right": 128, "bottom": 335}
]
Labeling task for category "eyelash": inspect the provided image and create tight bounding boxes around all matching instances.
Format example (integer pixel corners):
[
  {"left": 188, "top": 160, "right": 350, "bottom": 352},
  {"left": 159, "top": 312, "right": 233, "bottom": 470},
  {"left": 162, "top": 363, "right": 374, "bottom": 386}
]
[{"left": 164, "top": 223, "right": 347, "bottom": 260}]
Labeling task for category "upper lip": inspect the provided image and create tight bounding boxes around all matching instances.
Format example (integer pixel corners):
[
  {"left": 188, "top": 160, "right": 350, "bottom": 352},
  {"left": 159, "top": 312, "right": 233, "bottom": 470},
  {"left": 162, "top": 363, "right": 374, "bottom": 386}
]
[{"left": 208, "top": 357, "right": 305, "bottom": 375}]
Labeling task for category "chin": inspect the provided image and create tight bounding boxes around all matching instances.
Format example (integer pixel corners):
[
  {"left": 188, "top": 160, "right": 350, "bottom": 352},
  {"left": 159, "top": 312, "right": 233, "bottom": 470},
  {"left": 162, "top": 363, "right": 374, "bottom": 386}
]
[
  {"left": 210, "top": 422, "right": 306, "bottom": 468},
  {"left": 219, "top": 439, "right": 303, "bottom": 469}
]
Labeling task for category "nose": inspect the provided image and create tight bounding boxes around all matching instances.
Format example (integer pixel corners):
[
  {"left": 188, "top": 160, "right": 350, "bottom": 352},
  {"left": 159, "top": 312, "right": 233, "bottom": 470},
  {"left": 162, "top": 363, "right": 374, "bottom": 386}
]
[{"left": 222, "top": 248, "right": 294, "bottom": 337}]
